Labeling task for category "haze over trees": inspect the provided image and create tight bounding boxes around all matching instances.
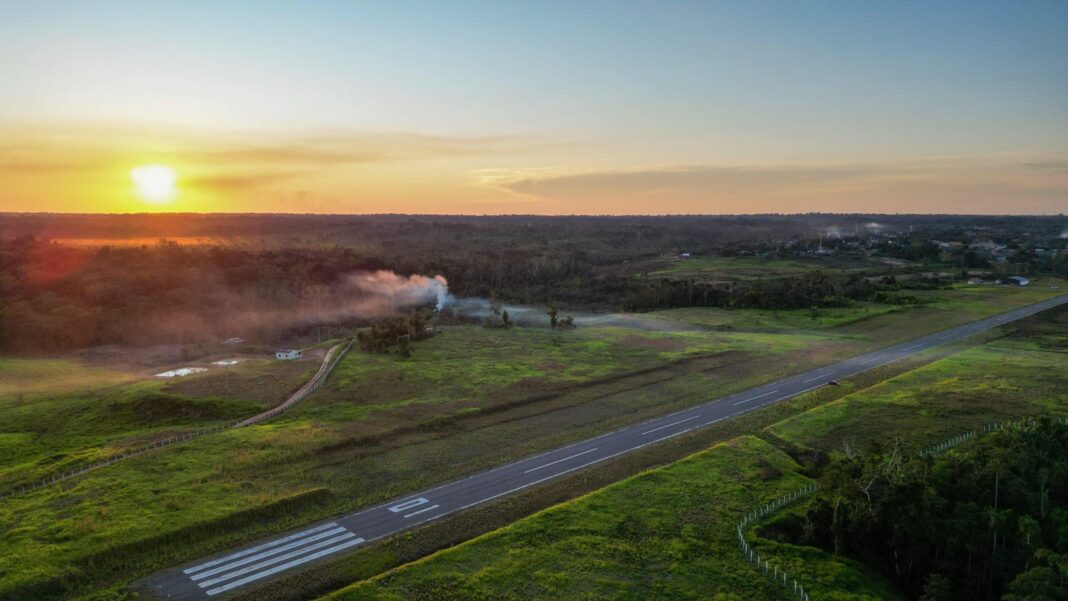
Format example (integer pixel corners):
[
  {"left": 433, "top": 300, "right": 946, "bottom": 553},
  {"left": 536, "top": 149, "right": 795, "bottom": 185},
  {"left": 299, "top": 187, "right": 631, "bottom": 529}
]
[{"left": 1, "top": 213, "right": 1066, "bottom": 353}]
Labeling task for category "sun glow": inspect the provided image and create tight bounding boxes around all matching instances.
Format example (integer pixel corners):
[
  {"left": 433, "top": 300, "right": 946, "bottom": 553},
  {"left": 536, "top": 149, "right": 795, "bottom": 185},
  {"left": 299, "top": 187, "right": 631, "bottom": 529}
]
[{"left": 131, "top": 164, "right": 177, "bottom": 203}]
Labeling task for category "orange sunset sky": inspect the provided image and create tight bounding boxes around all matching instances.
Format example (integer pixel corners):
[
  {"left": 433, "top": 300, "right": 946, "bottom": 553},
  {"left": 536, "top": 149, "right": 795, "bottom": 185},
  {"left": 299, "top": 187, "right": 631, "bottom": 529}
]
[{"left": 1, "top": 2, "right": 1066, "bottom": 215}]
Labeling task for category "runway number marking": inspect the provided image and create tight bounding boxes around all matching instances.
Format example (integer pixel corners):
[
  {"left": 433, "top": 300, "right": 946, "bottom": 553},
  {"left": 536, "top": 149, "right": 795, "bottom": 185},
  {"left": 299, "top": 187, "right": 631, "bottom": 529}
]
[
  {"left": 389, "top": 497, "right": 429, "bottom": 513},
  {"left": 404, "top": 504, "right": 440, "bottom": 518}
]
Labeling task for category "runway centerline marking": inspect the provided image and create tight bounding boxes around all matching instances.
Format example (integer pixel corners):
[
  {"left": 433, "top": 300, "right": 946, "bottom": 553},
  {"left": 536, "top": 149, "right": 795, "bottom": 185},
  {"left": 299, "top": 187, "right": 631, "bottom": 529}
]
[
  {"left": 802, "top": 373, "right": 833, "bottom": 383},
  {"left": 404, "top": 504, "right": 440, "bottom": 519},
  {"left": 523, "top": 448, "right": 600, "bottom": 474},
  {"left": 641, "top": 416, "right": 698, "bottom": 435},
  {"left": 733, "top": 389, "right": 779, "bottom": 406}
]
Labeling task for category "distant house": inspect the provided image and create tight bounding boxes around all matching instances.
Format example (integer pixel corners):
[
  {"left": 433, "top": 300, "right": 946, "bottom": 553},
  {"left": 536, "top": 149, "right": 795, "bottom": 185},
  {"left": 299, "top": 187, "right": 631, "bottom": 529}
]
[
  {"left": 275, "top": 348, "right": 303, "bottom": 360},
  {"left": 679, "top": 252, "right": 691, "bottom": 259},
  {"left": 967, "top": 277, "right": 983, "bottom": 285},
  {"left": 1007, "top": 276, "right": 1030, "bottom": 287}
]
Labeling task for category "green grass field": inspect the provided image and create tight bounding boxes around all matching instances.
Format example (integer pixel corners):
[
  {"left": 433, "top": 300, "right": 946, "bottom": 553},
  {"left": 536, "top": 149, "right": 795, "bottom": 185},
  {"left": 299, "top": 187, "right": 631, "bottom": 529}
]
[
  {"left": 0, "top": 284, "right": 1064, "bottom": 600},
  {"left": 318, "top": 304, "right": 1068, "bottom": 601}
]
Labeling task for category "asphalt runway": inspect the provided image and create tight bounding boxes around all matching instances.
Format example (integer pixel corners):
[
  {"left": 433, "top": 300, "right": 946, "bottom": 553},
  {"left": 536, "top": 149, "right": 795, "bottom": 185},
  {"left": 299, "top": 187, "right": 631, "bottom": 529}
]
[{"left": 145, "top": 294, "right": 1068, "bottom": 600}]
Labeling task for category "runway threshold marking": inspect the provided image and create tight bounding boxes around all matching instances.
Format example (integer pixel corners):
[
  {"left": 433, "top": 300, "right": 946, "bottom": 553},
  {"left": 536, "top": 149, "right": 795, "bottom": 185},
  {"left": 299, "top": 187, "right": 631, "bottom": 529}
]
[
  {"left": 733, "top": 389, "right": 779, "bottom": 406},
  {"left": 203, "top": 536, "right": 365, "bottom": 596},
  {"left": 190, "top": 527, "right": 348, "bottom": 581},
  {"left": 523, "top": 448, "right": 599, "bottom": 474},
  {"left": 182, "top": 522, "right": 339, "bottom": 575},
  {"left": 641, "top": 416, "right": 698, "bottom": 435},
  {"left": 196, "top": 532, "right": 357, "bottom": 587}
]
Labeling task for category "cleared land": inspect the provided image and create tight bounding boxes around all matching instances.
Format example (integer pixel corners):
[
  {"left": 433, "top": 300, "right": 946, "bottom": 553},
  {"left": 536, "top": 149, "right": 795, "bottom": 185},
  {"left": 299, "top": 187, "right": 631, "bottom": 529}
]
[
  {"left": 0, "top": 281, "right": 1064, "bottom": 600},
  {"left": 321, "top": 304, "right": 1068, "bottom": 601}
]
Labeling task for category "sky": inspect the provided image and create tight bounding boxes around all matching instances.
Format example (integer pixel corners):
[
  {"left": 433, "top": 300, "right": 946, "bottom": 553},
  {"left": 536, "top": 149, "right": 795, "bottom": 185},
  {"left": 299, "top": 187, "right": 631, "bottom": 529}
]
[{"left": 1, "top": 1, "right": 1066, "bottom": 215}]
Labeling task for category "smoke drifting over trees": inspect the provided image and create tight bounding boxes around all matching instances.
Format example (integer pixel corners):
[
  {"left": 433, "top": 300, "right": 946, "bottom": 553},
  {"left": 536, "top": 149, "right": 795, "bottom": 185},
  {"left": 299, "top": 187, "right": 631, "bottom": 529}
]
[{"left": 0, "top": 238, "right": 451, "bottom": 352}]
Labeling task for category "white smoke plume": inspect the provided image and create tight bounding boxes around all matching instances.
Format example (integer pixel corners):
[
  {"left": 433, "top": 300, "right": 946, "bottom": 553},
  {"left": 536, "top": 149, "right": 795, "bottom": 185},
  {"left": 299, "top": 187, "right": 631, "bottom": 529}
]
[{"left": 346, "top": 270, "right": 452, "bottom": 311}]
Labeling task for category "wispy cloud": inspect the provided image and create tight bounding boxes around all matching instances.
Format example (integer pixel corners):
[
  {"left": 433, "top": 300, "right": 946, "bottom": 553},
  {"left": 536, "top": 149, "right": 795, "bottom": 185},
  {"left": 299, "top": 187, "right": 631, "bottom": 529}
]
[
  {"left": 488, "top": 156, "right": 1068, "bottom": 214},
  {"left": 0, "top": 124, "right": 545, "bottom": 180}
]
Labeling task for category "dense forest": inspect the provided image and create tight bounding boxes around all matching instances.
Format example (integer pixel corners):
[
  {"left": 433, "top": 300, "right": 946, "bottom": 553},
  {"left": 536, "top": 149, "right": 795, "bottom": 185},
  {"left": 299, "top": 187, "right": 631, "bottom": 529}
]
[
  {"left": 1, "top": 214, "right": 1066, "bottom": 353},
  {"left": 784, "top": 420, "right": 1068, "bottom": 601}
]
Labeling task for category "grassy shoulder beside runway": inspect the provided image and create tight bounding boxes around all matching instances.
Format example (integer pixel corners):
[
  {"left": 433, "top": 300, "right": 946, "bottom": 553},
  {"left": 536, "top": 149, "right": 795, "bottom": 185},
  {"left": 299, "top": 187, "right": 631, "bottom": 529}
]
[
  {"left": 317, "top": 305, "right": 1068, "bottom": 601},
  {"left": 0, "top": 283, "right": 1064, "bottom": 600}
]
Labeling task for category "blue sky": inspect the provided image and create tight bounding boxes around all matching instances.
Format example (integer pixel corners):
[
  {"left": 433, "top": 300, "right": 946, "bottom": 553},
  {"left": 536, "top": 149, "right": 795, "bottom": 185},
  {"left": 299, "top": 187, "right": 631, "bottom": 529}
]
[{"left": 1, "top": 1, "right": 1066, "bottom": 213}]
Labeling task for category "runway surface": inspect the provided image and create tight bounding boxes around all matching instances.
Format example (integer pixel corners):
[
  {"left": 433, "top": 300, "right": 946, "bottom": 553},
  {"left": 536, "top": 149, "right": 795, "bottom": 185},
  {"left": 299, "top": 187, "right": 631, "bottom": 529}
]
[{"left": 145, "top": 294, "right": 1068, "bottom": 599}]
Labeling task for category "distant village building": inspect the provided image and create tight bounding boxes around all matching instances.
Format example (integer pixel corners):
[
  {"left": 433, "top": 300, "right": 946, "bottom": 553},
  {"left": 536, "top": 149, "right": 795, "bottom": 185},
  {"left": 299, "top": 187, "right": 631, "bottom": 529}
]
[
  {"left": 679, "top": 252, "right": 691, "bottom": 258},
  {"left": 275, "top": 348, "right": 303, "bottom": 360},
  {"left": 1007, "top": 276, "right": 1030, "bottom": 287}
]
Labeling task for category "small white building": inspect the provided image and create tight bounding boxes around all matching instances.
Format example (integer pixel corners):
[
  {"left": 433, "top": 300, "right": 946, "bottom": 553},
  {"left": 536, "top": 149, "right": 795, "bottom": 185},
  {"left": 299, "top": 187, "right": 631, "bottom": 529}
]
[
  {"left": 275, "top": 348, "right": 303, "bottom": 360},
  {"left": 1007, "top": 276, "right": 1030, "bottom": 287}
]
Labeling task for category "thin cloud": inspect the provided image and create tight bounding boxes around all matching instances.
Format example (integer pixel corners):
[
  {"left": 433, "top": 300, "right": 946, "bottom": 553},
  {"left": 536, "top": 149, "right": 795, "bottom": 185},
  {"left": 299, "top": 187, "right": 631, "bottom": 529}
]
[
  {"left": 0, "top": 124, "right": 546, "bottom": 176},
  {"left": 492, "top": 156, "right": 1068, "bottom": 214}
]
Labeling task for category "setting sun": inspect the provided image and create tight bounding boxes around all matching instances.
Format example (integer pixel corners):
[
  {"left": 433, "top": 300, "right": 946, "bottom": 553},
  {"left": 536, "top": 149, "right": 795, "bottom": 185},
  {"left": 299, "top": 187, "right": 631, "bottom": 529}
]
[{"left": 130, "top": 164, "right": 177, "bottom": 203}]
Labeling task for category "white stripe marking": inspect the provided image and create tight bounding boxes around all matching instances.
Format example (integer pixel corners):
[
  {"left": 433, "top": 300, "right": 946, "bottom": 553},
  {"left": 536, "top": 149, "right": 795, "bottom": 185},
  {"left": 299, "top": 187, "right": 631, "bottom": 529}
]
[
  {"left": 198, "top": 532, "right": 356, "bottom": 588},
  {"left": 204, "top": 537, "right": 365, "bottom": 596},
  {"left": 803, "top": 373, "right": 833, "bottom": 383},
  {"left": 183, "top": 522, "right": 338, "bottom": 575},
  {"left": 641, "top": 415, "right": 698, "bottom": 435},
  {"left": 404, "top": 504, "right": 441, "bottom": 518},
  {"left": 388, "top": 497, "right": 428, "bottom": 513},
  {"left": 191, "top": 527, "right": 347, "bottom": 581},
  {"left": 858, "top": 355, "right": 883, "bottom": 365},
  {"left": 902, "top": 343, "right": 924, "bottom": 351},
  {"left": 523, "top": 448, "right": 599, "bottom": 474},
  {"left": 733, "top": 389, "right": 779, "bottom": 406}
]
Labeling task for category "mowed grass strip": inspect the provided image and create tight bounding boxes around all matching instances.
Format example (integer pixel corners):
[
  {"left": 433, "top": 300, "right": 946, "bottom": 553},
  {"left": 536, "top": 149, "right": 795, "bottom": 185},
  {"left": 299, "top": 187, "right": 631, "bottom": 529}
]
[
  {"left": 322, "top": 436, "right": 896, "bottom": 601},
  {"left": 766, "top": 345, "right": 1068, "bottom": 451}
]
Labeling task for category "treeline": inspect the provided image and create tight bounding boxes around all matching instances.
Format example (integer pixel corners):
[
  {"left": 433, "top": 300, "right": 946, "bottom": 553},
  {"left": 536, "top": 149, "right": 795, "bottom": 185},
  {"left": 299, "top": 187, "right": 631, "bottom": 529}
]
[
  {"left": 356, "top": 312, "right": 433, "bottom": 357},
  {"left": 0, "top": 236, "right": 935, "bottom": 353},
  {"left": 0, "top": 237, "right": 387, "bottom": 353},
  {"left": 785, "top": 419, "right": 1068, "bottom": 600}
]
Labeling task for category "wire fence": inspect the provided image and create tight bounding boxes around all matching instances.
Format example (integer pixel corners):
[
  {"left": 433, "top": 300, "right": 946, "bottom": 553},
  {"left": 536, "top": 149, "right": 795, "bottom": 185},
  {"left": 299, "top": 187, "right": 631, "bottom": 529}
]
[
  {"left": 918, "top": 415, "right": 1068, "bottom": 457},
  {"left": 0, "top": 339, "right": 355, "bottom": 502},
  {"left": 736, "top": 483, "right": 818, "bottom": 601},
  {"left": 736, "top": 414, "right": 1068, "bottom": 601}
]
